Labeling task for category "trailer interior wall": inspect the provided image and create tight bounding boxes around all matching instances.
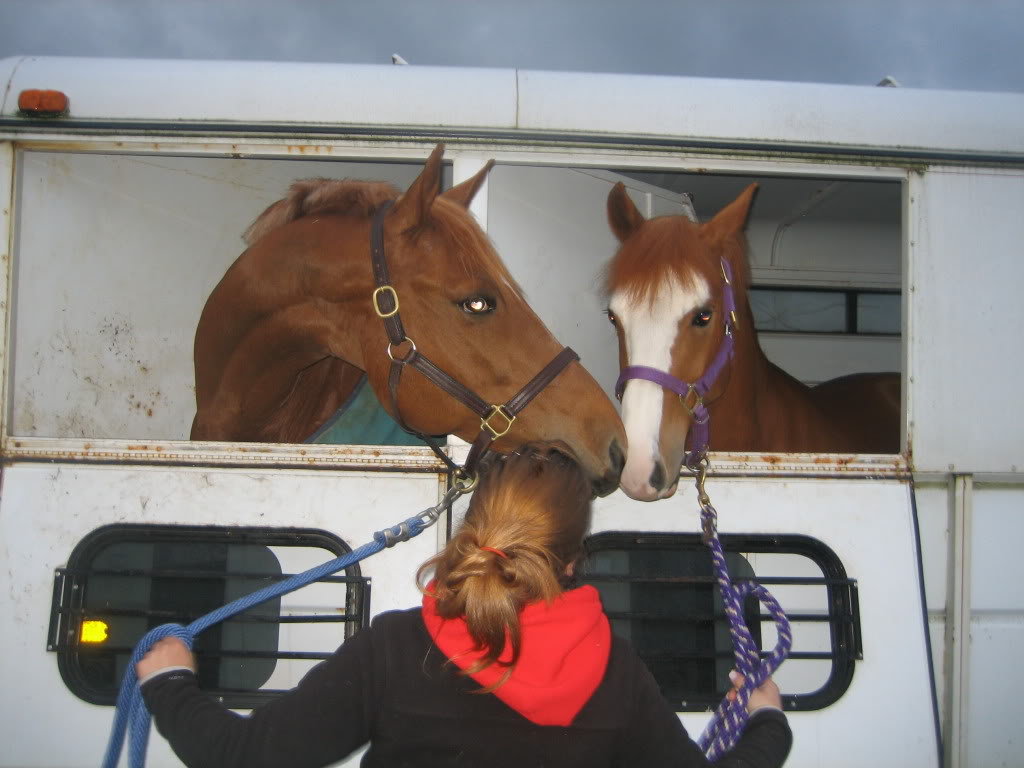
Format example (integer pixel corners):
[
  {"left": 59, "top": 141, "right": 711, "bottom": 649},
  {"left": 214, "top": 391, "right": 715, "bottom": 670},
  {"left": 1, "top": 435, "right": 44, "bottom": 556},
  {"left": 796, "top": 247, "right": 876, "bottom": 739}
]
[{"left": 7, "top": 152, "right": 444, "bottom": 440}]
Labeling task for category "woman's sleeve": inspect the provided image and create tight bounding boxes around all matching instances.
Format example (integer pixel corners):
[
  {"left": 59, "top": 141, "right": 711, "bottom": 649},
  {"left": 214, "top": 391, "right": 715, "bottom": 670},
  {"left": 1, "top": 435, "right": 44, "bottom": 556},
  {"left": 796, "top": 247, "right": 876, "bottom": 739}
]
[
  {"left": 615, "top": 652, "right": 792, "bottom": 768},
  {"left": 141, "top": 625, "right": 377, "bottom": 768}
]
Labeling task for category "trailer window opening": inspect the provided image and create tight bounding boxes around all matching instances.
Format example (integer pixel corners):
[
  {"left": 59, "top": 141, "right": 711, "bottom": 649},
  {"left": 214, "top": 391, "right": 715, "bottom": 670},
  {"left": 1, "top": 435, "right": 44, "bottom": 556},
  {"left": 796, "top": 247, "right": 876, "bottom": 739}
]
[
  {"left": 749, "top": 287, "right": 901, "bottom": 336},
  {"left": 48, "top": 525, "right": 369, "bottom": 709},
  {"left": 579, "top": 533, "right": 859, "bottom": 712},
  {"left": 7, "top": 148, "right": 903, "bottom": 457}
]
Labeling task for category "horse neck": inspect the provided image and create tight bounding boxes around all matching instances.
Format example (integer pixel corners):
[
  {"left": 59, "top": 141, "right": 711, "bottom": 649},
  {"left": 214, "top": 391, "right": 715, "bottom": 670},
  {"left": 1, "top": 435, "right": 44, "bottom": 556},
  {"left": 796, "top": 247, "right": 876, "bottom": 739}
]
[
  {"left": 251, "top": 218, "right": 375, "bottom": 367},
  {"left": 196, "top": 218, "right": 376, "bottom": 397},
  {"left": 707, "top": 301, "right": 819, "bottom": 450}
]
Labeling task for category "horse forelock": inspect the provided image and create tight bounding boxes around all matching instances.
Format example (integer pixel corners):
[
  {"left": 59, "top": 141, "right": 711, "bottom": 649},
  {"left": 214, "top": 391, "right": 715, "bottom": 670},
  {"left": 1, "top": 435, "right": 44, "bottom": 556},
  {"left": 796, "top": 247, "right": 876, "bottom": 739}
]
[
  {"left": 605, "top": 216, "right": 715, "bottom": 305},
  {"left": 243, "top": 179, "right": 401, "bottom": 246}
]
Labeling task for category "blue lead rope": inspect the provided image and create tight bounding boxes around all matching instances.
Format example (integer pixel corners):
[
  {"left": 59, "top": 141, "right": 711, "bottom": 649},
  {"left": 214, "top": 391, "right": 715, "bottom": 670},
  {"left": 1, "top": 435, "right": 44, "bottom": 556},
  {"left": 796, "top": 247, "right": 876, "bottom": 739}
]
[{"left": 101, "top": 507, "right": 443, "bottom": 768}]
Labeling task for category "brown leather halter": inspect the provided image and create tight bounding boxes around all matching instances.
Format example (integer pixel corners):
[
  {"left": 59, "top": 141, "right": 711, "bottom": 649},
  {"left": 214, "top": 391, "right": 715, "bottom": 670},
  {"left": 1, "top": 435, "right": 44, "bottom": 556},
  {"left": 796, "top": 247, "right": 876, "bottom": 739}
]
[{"left": 369, "top": 200, "right": 579, "bottom": 483}]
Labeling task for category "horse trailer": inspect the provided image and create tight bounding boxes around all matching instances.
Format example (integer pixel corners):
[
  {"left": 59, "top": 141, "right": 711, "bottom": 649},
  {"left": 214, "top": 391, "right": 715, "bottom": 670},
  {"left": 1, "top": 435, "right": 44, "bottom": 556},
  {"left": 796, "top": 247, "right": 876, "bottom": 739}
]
[{"left": 1, "top": 56, "right": 1022, "bottom": 767}]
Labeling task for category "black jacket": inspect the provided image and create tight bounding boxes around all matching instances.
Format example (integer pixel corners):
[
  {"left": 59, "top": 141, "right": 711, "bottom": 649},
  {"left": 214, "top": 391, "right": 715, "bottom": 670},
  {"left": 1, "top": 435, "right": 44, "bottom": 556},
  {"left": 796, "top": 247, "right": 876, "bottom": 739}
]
[{"left": 142, "top": 607, "right": 791, "bottom": 767}]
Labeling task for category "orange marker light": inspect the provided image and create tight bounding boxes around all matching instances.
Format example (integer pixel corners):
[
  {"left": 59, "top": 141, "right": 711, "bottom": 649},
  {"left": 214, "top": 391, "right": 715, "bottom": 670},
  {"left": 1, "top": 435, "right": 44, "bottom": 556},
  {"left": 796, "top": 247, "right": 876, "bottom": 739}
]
[
  {"left": 80, "top": 619, "right": 109, "bottom": 644},
  {"left": 17, "top": 89, "right": 69, "bottom": 117}
]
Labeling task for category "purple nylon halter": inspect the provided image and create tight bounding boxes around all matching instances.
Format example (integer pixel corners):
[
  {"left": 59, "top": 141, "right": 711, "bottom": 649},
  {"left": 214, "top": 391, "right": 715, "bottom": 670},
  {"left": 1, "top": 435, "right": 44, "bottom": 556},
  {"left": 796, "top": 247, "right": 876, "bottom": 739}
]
[{"left": 614, "top": 258, "right": 738, "bottom": 467}]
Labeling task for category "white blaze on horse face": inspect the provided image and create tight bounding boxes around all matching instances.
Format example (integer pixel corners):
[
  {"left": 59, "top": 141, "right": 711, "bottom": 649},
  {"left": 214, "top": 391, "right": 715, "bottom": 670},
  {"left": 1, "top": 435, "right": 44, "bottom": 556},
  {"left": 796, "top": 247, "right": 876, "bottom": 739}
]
[{"left": 612, "top": 273, "right": 710, "bottom": 500}]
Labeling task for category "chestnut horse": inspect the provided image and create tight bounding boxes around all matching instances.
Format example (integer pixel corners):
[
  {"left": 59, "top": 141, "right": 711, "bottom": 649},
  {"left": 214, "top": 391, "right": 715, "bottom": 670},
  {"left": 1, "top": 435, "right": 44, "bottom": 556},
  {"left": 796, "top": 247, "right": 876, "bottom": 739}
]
[
  {"left": 191, "top": 144, "right": 626, "bottom": 494},
  {"left": 605, "top": 182, "right": 900, "bottom": 500}
]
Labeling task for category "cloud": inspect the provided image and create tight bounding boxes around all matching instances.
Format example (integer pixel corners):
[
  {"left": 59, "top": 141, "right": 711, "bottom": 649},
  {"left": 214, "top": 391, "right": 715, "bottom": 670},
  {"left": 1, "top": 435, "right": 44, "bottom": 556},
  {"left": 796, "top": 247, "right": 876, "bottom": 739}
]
[{"left": 1, "top": 0, "right": 1022, "bottom": 92}]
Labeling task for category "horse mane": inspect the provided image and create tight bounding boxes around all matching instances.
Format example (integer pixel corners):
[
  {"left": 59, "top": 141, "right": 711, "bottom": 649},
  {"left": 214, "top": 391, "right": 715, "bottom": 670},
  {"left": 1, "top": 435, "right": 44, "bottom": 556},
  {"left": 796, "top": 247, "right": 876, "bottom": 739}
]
[
  {"left": 242, "top": 177, "right": 522, "bottom": 295},
  {"left": 243, "top": 178, "right": 400, "bottom": 245},
  {"left": 604, "top": 215, "right": 750, "bottom": 303}
]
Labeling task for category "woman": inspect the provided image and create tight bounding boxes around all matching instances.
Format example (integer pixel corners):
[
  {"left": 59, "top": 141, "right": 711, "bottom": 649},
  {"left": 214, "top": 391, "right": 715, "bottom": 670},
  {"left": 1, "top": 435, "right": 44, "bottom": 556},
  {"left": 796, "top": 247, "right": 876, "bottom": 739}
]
[{"left": 138, "top": 447, "right": 791, "bottom": 767}]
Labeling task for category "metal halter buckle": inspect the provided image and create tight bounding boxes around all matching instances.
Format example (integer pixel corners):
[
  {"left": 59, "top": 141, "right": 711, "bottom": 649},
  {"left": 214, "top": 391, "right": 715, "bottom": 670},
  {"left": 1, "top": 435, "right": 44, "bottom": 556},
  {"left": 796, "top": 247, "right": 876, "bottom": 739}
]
[
  {"left": 372, "top": 285, "right": 400, "bottom": 318},
  {"left": 680, "top": 384, "right": 704, "bottom": 417},
  {"left": 720, "top": 261, "right": 739, "bottom": 330},
  {"left": 481, "top": 405, "right": 516, "bottom": 439}
]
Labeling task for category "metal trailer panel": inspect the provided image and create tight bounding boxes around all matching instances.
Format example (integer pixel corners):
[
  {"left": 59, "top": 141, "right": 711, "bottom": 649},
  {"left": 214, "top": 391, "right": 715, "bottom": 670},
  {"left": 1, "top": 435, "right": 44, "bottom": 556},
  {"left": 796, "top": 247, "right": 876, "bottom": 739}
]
[
  {"left": 3, "top": 57, "right": 1024, "bottom": 160},
  {"left": 0, "top": 462, "right": 444, "bottom": 768},
  {"left": 962, "top": 484, "right": 1023, "bottom": 767},
  {"left": 0, "top": 56, "right": 518, "bottom": 130},
  {"left": 908, "top": 168, "right": 1024, "bottom": 474},
  {"left": 516, "top": 70, "right": 1024, "bottom": 158},
  {"left": 592, "top": 476, "right": 940, "bottom": 768},
  {"left": 0, "top": 140, "right": 12, "bottom": 439}
]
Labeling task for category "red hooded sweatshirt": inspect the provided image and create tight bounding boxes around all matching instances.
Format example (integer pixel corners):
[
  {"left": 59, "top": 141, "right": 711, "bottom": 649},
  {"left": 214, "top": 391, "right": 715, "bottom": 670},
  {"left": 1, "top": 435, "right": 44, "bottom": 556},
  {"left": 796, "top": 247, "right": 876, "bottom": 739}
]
[{"left": 421, "top": 585, "right": 611, "bottom": 727}]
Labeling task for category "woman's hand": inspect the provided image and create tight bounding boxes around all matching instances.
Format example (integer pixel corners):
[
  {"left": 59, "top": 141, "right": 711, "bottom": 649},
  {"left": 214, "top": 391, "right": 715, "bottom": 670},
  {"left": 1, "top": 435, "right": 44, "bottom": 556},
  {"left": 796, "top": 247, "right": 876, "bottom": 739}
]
[
  {"left": 136, "top": 637, "right": 196, "bottom": 681},
  {"left": 727, "top": 671, "right": 783, "bottom": 713}
]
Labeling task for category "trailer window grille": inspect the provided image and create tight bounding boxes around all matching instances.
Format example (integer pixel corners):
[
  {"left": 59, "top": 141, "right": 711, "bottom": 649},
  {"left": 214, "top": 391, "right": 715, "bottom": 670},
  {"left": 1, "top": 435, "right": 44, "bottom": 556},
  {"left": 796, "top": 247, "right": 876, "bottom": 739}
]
[
  {"left": 580, "top": 533, "right": 859, "bottom": 712},
  {"left": 48, "top": 525, "right": 370, "bottom": 709}
]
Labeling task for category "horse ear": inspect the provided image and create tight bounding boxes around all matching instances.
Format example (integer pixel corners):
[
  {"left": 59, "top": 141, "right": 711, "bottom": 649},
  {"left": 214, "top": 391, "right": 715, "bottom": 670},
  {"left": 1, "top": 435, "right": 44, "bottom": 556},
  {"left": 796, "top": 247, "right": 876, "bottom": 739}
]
[
  {"left": 392, "top": 143, "right": 446, "bottom": 229},
  {"left": 442, "top": 159, "right": 496, "bottom": 208},
  {"left": 607, "top": 182, "right": 646, "bottom": 243},
  {"left": 705, "top": 183, "right": 759, "bottom": 239}
]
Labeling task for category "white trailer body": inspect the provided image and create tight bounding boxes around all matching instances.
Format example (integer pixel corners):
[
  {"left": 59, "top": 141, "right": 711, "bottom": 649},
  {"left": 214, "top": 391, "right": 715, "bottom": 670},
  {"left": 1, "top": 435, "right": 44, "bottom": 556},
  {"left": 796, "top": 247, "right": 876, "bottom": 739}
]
[{"left": 1, "top": 56, "right": 1022, "bottom": 768}]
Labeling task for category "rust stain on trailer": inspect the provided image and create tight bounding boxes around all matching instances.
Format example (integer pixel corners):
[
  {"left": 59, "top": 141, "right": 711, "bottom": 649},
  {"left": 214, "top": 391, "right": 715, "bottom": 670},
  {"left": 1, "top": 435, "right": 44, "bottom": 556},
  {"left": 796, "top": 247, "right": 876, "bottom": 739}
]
[{"left": 704, "top": 451, "right": 910, "bottom": 479}]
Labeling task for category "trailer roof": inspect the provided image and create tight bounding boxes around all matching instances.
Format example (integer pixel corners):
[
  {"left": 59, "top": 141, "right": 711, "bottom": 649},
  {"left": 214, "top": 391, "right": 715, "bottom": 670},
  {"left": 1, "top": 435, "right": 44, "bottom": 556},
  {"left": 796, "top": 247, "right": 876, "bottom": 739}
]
[{"left": 2, "top": 55, "right": 1023, "bottom": 161}]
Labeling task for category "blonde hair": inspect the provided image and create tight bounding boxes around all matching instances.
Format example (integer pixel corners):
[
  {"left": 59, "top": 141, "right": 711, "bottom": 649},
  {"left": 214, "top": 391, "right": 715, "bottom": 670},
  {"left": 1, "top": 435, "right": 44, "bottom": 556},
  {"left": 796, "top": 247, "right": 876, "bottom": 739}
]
[{"left": 418, "top": 446, "right": 593, "bottom": 689}]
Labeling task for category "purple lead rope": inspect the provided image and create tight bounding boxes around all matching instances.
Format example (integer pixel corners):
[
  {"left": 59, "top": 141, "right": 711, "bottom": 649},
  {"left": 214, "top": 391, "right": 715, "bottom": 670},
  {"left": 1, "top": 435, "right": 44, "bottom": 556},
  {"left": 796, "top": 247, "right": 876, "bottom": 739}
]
[
  {"left": 613, "top": 258, "right": 790, "bottom": 758},
  {"left": 691, "top": 457, "right": 792, "bottom": 761}
]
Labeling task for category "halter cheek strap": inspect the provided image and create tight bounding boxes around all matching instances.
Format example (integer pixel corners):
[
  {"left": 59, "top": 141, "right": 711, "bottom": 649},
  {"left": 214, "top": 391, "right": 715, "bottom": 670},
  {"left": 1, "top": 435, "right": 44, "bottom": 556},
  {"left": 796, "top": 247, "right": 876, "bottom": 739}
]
[
  {"left": 369, "top": 200, "right": 578, "bottom": 480},
  {"left": 614, "top": 258, "right": 738, "bottom": 466}
]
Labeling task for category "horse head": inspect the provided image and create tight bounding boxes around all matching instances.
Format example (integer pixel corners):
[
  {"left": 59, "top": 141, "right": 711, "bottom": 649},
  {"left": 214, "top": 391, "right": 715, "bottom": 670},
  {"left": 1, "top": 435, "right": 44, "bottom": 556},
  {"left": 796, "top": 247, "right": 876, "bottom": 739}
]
[
  {"left": 605, "top": 182, "right": 758, "bottom": 500},
  {"left": 193, "top": 144, "right": 626, "bottom": 495}
]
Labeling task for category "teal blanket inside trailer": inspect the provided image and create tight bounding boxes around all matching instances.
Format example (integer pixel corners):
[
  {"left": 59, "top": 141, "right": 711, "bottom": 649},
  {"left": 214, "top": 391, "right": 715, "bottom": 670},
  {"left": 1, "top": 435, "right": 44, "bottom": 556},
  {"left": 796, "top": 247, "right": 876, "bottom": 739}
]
[{"left": 306, "top": 374, "right": 431, "bottom": 446}]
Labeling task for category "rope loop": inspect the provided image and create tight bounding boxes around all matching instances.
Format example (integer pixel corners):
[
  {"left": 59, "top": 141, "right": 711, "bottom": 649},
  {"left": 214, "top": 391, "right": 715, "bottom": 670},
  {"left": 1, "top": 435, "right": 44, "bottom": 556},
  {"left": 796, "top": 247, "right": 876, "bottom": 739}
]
[{"left": 688, "top": 458, "right": 793, "bottom": 762}]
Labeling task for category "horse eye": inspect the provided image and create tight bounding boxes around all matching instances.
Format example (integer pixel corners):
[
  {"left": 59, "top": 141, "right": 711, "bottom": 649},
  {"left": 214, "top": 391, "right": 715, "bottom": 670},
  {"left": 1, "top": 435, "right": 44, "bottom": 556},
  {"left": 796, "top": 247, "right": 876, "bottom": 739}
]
[
  {"left": 692, "top": 309, "right": 713, "bottom": 327},
  {"left": 605, "top": 309, "right": 617, "bottom": 326},
  {"left": 459, "top": 296, "right": 495, "bottom": 315}
]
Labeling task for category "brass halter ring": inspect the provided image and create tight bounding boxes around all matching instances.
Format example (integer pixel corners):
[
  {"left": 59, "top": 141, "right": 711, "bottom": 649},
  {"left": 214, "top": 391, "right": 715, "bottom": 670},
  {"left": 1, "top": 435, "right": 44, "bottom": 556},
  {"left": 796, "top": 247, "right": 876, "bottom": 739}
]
[{"left": 387, "top": 336, "right": 417, "bottom": 362}]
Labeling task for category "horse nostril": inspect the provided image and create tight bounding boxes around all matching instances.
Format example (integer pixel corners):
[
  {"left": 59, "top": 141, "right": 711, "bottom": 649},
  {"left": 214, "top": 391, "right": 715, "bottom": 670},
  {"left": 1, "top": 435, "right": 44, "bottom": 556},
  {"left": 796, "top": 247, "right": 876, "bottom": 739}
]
[
  {"left": 649, "top": 462, "right": 666, "bottom": 491},
  {"left": 608, "top": 439, "right": 625, "bottom": 476}
]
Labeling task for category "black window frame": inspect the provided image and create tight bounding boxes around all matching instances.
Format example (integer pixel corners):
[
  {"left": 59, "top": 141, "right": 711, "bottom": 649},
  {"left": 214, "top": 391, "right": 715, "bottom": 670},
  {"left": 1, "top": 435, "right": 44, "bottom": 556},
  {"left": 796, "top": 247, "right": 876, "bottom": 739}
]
[
  {"left": 48, "top": 524, "right": 370, "bottom": 709},
  {"left": 580, "top": 532, "right": 860, "bottom": 712}
]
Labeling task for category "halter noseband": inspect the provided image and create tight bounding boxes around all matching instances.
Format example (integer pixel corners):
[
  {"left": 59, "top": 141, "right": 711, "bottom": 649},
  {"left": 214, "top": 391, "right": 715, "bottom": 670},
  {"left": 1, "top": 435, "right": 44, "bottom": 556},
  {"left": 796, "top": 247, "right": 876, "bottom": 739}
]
[
  {"left": 614, "top": 258, "right": 738, "bottom": 467},
  {"left": 370, "top": 200, "right": 578, "bottom": 481}
]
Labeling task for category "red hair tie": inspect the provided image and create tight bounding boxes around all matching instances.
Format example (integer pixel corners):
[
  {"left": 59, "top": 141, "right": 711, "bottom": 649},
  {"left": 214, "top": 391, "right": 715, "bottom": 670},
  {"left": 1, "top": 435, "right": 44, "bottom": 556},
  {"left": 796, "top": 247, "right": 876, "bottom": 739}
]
[{"left": 480, "top": 546, "right": 509, "bottom": 559}]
